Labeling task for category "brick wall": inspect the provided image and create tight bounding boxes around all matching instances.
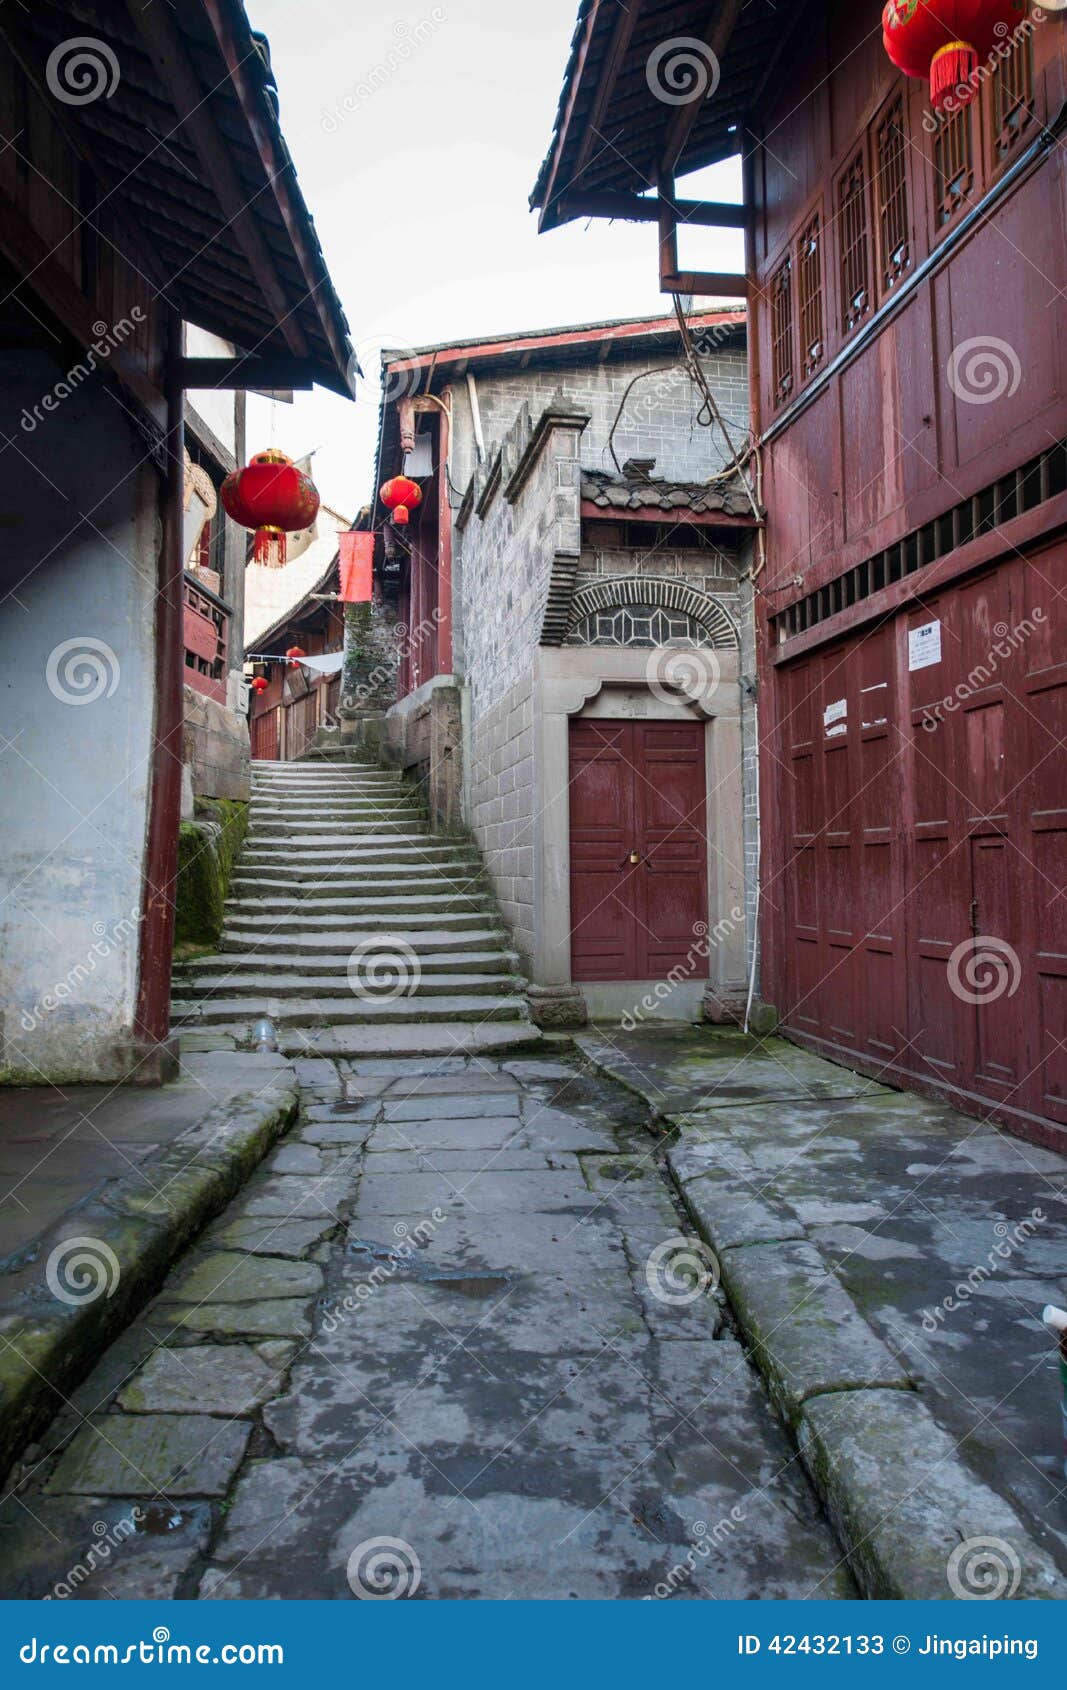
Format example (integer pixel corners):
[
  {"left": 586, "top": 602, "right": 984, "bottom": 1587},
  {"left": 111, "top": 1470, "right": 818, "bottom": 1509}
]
[
  {"left": 450, "top": 342, "right": 748, "bottom": 491},
  {"left": 457, "top": 406, "right": 583, "bottom": 721},
  {"left": 467, "top": 673, "right": 536, "bottom": 970}
]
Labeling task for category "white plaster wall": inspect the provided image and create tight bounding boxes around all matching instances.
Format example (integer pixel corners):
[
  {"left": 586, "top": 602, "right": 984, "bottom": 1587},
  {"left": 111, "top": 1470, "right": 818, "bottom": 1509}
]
[
  {"left": 184, "top": 323, "right": 238, "bottom": 457},
  {"left": 244, "top": 505, "right": 349, "bottom": 651},
  {"left": 0, "top": 353, "right": 161, "bottom": 1080}
]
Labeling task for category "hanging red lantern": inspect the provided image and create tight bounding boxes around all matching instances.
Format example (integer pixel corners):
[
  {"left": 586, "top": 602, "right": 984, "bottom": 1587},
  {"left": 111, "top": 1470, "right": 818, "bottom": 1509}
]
[
  {"left": 286, "top": 646, "right": 306, "bottom": 668},
  {"left": 221, "top": 449, "right": 320, "bottom": 568},
  {"left": 882, "top": 1, "right": 1025, "bottom": 111},
  {"left": 379, "top": 475, "right": 423, "bottom": 528},
  {"left": 251, "top": 676, "right": 269, "bottom": 696}
]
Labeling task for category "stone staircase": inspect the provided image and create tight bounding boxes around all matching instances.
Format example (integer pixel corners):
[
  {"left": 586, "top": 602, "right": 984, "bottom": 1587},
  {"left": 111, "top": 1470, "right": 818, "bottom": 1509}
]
[{"left": 172, "top": 759, "right": 540, "bottom": 1057}]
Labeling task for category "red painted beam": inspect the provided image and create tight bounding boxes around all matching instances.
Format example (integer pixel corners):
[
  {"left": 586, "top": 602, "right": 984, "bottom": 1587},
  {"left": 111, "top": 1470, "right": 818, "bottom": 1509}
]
[{"left": 385, "top": 310, "right": 746, "bottom": 376}]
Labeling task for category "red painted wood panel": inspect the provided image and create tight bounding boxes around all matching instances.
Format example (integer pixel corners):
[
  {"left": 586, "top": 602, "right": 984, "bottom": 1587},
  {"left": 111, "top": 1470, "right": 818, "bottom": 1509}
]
[
  {"left": 569, "top": 720, "right": 707, "bottom": 982},
  {"left": 771, "top": 542, "right": 1067, "bottom": 1139}
]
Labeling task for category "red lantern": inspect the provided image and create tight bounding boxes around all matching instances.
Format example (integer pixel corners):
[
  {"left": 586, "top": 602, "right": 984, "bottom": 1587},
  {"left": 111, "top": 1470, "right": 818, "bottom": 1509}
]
[
  {"left": 380, "top": 475, "right": 423, "bottom": 528},
  {"left": 221, "top": 449, "right": 320, "bottom": 568},
  {"left": 251, "top": 676, "right": 269, "bottom": 696},
  {"left": 882, "top": 1, "right": 1025, "bottom": 111},
  {"left": 286, "top": 646, "right": 306, "bottom": 668}
]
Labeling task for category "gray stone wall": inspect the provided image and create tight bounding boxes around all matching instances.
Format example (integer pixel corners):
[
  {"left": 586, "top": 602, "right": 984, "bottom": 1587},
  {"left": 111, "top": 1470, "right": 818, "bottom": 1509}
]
[
  {"left": 573, "top": 541, "right": 742, "bottom": 607},
  {"left": 450, "top": 341, "right": 748, "bottom": 491},
  {"left": 457, "top": 408, "right": 583, "bottom": 722},
  {"left": 182, "top": 686, "right": 251, "bottom": 806},
  {"left": 466, "top": 674, "right": 535, "bottom": 971}
]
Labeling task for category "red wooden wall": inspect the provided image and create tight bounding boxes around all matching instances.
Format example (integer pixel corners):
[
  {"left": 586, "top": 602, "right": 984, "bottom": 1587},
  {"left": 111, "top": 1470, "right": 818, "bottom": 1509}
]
[{"left": 752, "top": 2, "right": 1067, "bottom": 1144}]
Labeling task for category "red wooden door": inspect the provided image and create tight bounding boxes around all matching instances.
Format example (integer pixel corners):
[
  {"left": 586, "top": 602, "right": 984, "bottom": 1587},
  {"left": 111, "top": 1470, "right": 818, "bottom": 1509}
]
[
  {"left": 773, "top": 541, "right": 1067, "bottom": 1139},
  {"left": 569, "top": 719, "right": 707, "bottom": 981},
  {"left": 251, "top": 705, "right": 280, "bottom": 761}
]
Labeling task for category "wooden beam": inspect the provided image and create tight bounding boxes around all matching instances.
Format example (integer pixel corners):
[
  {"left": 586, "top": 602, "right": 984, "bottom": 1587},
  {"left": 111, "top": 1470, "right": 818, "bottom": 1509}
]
[
  {"left": 558, "top": 189, "right": 748, "bottom": 228},
  {"left": 123, "top": 0, "right": 308, "bottom": 359},
  {"left": 661, "top": 271, "right": 749, "bottom": 299},
  {"left": 659, "top": 0, "right": 742, "bottom": 178},
  {"left": 180, "top": 356, "right": 317, "bottom": 391}
]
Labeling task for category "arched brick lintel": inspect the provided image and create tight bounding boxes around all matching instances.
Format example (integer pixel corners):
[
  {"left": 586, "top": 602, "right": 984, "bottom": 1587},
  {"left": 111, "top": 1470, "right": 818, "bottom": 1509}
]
[{"left": 564, "top": 575, "right": 739, "bottom": 649}]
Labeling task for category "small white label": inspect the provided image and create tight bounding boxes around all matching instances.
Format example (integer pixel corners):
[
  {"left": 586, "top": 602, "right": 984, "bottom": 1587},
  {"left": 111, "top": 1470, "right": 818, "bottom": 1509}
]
[
  {"left": 823, "top": 698, "right": 847, "bottom": 735},
  {"left": 909, "top": 620, "right": 942, "bottom": 671}
]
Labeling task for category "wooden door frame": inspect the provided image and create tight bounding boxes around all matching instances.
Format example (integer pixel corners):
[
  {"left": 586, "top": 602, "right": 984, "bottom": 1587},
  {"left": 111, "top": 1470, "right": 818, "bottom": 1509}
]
[{"left": 533, "top": 646, "right": 748, "bottom": 1004}]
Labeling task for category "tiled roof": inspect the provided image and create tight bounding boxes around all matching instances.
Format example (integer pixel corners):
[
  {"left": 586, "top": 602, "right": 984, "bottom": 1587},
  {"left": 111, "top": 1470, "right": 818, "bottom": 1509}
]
[{"left": 580, "top": 468, "right": 755, "bottom": 520}]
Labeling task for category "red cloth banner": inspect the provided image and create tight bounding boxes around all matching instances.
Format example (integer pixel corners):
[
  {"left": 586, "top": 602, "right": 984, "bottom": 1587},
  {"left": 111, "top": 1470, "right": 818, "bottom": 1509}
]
[{"left": 339, "top": 530, "right": 374, "bottom": 602}]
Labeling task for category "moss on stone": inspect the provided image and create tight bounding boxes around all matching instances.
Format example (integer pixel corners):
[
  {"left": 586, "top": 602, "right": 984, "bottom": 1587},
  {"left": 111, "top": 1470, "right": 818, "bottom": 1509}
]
[{"left": 173, "top": 798, "right": 248, "bottom": 951}]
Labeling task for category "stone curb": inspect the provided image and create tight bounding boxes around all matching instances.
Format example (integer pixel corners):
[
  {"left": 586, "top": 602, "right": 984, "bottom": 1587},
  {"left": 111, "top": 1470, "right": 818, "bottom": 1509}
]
[
  {"left": 576, "top": 1040, "right": 1067, "bottom": 1600},
  {"left": 0, "top": 1067, "right": 299, "bottom": 1486}
]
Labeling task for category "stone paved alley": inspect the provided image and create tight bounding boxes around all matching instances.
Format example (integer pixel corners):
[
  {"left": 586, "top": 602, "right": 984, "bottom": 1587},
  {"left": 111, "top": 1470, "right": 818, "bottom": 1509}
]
[{"left": 0, "top": 1053, "right": 856, "bottom": 1601}]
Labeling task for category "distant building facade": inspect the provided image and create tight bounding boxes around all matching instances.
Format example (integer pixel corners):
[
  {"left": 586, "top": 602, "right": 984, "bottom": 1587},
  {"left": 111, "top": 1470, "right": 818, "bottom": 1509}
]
[{"left": 375, "top": 312, "right": 760, "bottom": 1025}]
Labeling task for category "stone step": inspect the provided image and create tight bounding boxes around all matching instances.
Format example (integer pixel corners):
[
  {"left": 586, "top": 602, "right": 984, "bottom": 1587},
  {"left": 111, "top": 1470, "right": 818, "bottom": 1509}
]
[
  {"left": 241, "top": 840, "right": 472, "bottom": 859},
  {"left": 178, "top": 946, "right": 519, "bottom": 977},
  {"left": 246, "top": 819, "right": 423, "bottom": 838},
  {"left": 245, "top": 828, "right": 443, "bottom": 843},
  {"left": 251, "top": 784, "right": 407, "bottom": 801},
  {"left": 218, "top": 924, "right": 507, "bottom": 956},
  {"left": 172, "top": 994, "right": 530, "bottom": 1027},
  {"left": 251, "top": 785, "right": 405, "bottom": 799},
  {"left": 251, "top": 805, "right": 424, "bottom": 821},
  {"left": 229, "top": 875, "right": 486, "bottom": 899},
  {"left": 271, "top": 1022, "right": 544, "bottom": 1059},
  {"left": 251, "top": 774, "right": 400, "bottom": 784},
  {"left": 223, "top": 909, "right": 496, "bottom": 938},
  {"left": 173, "top": 970, "right": 522, "bottom": 1003},
  {"left": 230, "top": 883, "right": 488, "bottom": 905},
  {"left": 251, "top": 758, "right": 385, "bottom": 771},
  {"left": 234, "top": 855, "right": 481, "bottom": 879}
]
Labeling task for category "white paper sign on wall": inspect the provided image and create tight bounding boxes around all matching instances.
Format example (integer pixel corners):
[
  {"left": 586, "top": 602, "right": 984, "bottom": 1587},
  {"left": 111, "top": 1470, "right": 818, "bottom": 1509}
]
[
  {"left": 908, "top": 620, "right": 942, "bottom": 672},
  {"left": 823, "top": 697, "right": 847, "bottom": 737}
]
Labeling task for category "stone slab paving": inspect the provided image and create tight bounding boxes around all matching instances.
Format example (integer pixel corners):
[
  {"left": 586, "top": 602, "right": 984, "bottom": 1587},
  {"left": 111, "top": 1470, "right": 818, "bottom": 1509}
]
[
  {"left": 0, "top": 1052, "right": 855, "bottom": 1601},
  {"left": 578, "top": 1026, "right": 1067, "bottom": 1597}
]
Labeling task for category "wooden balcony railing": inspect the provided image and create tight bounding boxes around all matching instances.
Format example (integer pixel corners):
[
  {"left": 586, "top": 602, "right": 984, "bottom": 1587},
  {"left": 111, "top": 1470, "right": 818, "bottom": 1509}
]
[{"left": 183, "top": 572, "right": 231, "bottom": 704}]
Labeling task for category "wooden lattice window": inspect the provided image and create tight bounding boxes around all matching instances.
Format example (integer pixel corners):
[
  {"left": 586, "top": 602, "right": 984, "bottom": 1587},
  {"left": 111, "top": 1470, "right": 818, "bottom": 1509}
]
[
  {"left": 771, "top": 255, "right": 794, "bottom": 405},
  {"left": 838, "top": 153, "right": 871, "bottom": 334},
  {"left": 797, "top": 216, "right": 824, "bottom": 377},
  {"left": 933, "top": 105, "right": 974, "bottom": 226},
  {"left": 991, "top": 29, "right": 1034, "bottom": 161},
  {"left": 874, "top": 97, "right": 910, "bottom": 292}
]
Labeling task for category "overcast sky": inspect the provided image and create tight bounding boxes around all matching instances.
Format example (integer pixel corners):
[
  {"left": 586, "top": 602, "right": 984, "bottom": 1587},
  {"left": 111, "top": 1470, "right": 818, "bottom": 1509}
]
[{"left": 243, "top": 0, "right": 742, "bottom": 514}]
